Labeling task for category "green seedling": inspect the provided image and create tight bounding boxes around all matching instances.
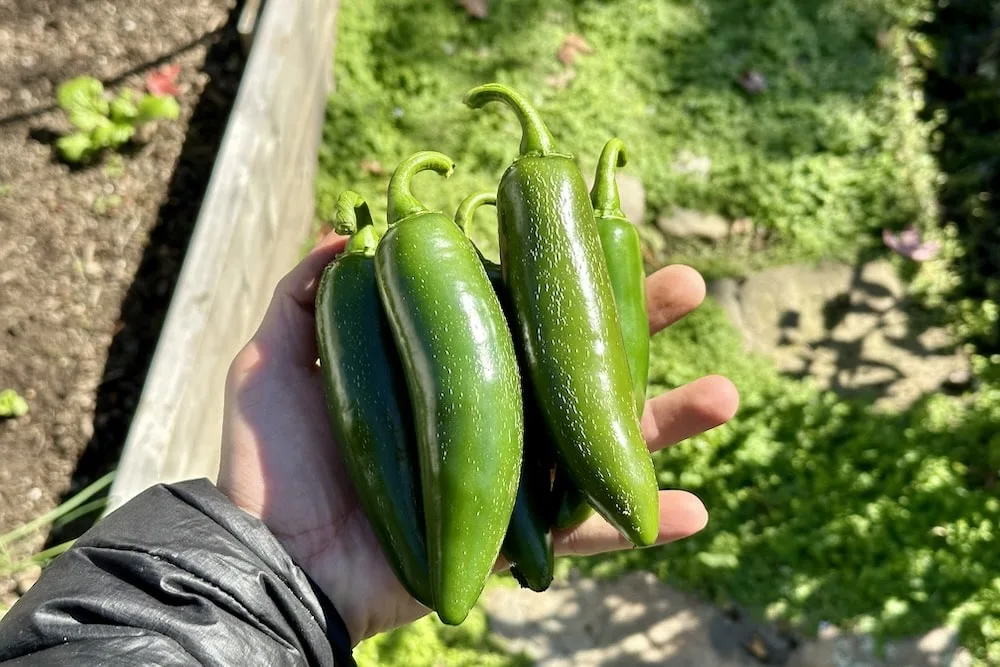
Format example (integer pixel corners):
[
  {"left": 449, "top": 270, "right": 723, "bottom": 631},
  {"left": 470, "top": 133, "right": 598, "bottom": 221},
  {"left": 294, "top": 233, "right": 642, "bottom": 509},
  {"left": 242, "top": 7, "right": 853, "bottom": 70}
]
[
  {"left": 103, "top": 155, "right": 126, "bottom": 179},
  {"left": 92, "top": 193, "right": 123, "bottom": 216},
  {"left": 0, "top": 389, "right": 28, "bottom": 419},
  {"left": 55, "top": 76, "right": 179, "bottom": 164}
]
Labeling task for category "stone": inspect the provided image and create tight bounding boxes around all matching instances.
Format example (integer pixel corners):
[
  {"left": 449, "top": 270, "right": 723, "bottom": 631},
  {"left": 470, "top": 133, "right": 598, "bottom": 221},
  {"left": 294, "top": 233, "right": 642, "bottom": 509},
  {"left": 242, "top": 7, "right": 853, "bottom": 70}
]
[
  {"left": 615, "top": 173, "right": 645, "bottom": 225},
  {"left": 917, "top": 627, "right": 958, "bottom": 654},
  {"left": 716, "top": 260, "right": 968, "bottom": 410},
  {"left": 707, "top": 279, "right": 746, "bottom": 336},
  {"left": 657, "top": 208, "right": 730, "bottom": 240}
]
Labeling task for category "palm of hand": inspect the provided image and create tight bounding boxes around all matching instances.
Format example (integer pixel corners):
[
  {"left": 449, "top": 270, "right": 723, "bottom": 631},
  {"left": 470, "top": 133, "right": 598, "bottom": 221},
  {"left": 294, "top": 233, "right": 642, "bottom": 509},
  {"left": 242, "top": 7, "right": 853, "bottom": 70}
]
[{"left": 217, "top": 233, "right": 738, "bottom": 645}]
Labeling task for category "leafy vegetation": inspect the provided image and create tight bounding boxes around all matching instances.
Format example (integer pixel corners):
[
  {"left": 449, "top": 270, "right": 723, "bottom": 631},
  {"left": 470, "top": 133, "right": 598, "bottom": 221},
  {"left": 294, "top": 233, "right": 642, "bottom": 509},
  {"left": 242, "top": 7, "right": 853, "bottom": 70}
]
[
  {"left": 355, "top": 604, "right": 529, "bottom": 667},
  {"left": 55, "top": 76, "right": 179, "bottom": 164},
  {"left": 317, "top": 0, "right": 938, "bottom": 273},
  {"left": 0, "top": 390, "right": 29, "bottom": 419}
]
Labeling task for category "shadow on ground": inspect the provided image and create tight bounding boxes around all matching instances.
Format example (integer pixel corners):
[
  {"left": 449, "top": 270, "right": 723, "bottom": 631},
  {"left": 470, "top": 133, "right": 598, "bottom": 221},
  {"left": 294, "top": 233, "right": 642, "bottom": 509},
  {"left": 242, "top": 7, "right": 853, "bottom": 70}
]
[
  {"left": 480, "top": 571, "right": 968, "bottom": 666},
  {"left": 710, "top": 258, "right": 967, "bottom": 411}
]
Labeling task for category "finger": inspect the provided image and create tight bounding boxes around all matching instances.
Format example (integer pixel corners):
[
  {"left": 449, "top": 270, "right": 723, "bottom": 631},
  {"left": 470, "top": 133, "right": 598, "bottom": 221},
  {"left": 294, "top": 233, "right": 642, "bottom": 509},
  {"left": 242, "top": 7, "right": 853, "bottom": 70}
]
[
  {"left": 646, "top": 264, "right": 706, "bottom": 334},
  {"left": 553, "top": 490, "right": 708, "bottom": 557},
  {"left": 641, "top": 375, "right": 739, "bottom": 452},
  {"left": 254, "top": 230, "right": 349, "bottom": 366},
  {"left": 275, "top": 230, "right": 350, "bottom": 311}
]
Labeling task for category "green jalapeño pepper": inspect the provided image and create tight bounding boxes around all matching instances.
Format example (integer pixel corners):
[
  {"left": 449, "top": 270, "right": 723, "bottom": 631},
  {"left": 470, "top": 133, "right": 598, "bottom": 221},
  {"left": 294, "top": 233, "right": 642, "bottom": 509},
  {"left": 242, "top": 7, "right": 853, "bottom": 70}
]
[
  {"left": 456, "top": 192, "right": 555, "bottom": 592},
  {"left": 376, "top": 153, "right": 524, "bottom": 624},
  {"left": 463, "top": 84, "right": 659, "bottom": 547},
  {"left": 315, "top": 191, "right": 431, "bottom": 607},
  {"left": 592, "top": 138, "right": 650, "bottom": 414},
  {"left": 553, "top": 138, "right": 652, "bottom": 529}
]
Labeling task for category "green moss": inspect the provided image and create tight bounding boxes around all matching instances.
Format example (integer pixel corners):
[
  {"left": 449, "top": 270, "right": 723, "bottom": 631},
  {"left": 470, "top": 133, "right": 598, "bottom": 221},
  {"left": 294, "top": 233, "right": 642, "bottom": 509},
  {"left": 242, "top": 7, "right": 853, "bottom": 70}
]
[
  {"left": 317, "top": 0, "right": 939, "bottom": 272},
  {"left": 355, "top": 604, "right": 530, "bottom": 667}
]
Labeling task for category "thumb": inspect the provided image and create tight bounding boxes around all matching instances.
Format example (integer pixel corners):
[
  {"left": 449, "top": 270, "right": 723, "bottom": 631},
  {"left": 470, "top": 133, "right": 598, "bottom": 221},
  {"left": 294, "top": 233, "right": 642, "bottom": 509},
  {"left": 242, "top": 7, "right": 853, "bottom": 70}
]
[{"left": 254, "top": 230, "right": 350, "bottom": 366}]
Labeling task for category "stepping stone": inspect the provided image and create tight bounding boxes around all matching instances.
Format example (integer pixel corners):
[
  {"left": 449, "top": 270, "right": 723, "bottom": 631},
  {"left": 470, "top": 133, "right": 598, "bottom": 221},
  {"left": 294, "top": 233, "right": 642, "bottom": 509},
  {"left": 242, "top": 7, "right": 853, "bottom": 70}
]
[{"left": 708, "top": 260, "right": 968, "bottom": 410}]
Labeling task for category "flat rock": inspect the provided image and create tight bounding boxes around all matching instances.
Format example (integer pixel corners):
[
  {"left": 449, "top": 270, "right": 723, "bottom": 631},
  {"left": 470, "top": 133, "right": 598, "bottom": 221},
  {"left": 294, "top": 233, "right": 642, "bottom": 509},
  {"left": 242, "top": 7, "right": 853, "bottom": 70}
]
[
  {"left": 788, "top": 625, "right": 972, "bottom": 667},
  {"left": 615, "top": 173, "right": 646, "bottom": 225},
  {"left": 710, "top": 261, "right": 968, "bottom": 410},
  {"left": 657, "top": 208, "right": 730, "bottom": 240}
]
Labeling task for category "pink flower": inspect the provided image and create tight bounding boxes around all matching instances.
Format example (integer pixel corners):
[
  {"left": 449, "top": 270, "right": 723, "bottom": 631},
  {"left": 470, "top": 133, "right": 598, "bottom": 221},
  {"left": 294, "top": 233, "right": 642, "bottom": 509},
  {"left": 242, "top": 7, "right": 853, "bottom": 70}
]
[
  {"left": 882, "top": 226, "right": 940, "bottom": 261},
  {"left": 145, "top": 64, "right": 181, "bottom": 97}
]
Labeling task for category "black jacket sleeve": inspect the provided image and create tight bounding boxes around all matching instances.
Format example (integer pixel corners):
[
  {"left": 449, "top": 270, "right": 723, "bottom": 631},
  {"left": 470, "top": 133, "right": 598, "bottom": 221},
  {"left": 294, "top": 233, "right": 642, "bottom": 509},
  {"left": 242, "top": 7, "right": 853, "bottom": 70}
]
[{"left": 0, "top": 479, "right": 357, "bottom": 666}]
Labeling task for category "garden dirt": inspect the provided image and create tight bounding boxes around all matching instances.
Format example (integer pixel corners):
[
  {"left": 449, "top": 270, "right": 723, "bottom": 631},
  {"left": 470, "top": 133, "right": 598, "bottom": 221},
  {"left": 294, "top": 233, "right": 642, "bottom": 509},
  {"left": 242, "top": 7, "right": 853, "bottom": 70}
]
[{"left": 0, "top": 0, "right": 247, "bottom": 599}]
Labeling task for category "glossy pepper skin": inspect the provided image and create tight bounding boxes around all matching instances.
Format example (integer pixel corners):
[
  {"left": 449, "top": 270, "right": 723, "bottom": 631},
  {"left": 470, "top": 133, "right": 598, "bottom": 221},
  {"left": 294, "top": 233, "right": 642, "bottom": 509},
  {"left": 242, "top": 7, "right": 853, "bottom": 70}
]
[
  {"left": 455, "top": 193, "right": 555, "bottom": 592},
  {"left": 553, "top": 138, "right": 652, "bottom": 529},
  {"left": 592, "top": 138, "right": 650, "bottom": 414},
  {"left": 315, "top": 191, "right": 431, "bottom": 607},
  {"left": 376, "top": 152, "right": 523, "bottom": 625},
  {"left": 463, "top": 84, "right": 659, "bottom": 547}
]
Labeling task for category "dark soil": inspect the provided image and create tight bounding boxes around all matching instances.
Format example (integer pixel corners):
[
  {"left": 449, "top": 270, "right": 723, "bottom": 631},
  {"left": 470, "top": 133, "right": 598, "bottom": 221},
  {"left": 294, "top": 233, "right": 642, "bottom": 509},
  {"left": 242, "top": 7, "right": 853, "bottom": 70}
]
[{"left": 0, "top": 0, "right": 247, "bottom": 597}]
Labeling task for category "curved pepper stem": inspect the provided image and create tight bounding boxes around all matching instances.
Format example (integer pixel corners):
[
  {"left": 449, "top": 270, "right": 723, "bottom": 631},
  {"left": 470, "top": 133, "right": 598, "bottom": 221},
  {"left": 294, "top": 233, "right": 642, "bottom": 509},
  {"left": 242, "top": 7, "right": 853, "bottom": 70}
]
[
  {"left": 463, "top": 83, "right": 558, "bottom": 157},
  {"left": 335, "top": 190, "right": 380, "bottom": 255},
  {"left": 387, "top": 151, "right": 455, "bottom": 225},
  {"left": 334, "top": 190, "right": 373, "bottom": 235},
  {"left": 590, "top": 138, "right": 628, "bottom": 220},
  {"left": 454, "top": 191, "right": 497, "bottom": 237}
]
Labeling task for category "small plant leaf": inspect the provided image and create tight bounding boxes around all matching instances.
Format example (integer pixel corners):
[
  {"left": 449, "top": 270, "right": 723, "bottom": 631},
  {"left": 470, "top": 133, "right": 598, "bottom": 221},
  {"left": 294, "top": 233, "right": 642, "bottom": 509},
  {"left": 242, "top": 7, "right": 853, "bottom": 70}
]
[
  {"left": 67, "top": 108, "right": 111, "bottom": 134},
  {"left": 0, "top": 389, "right": 29, "bottom": 419},
  {"left": 57, "top": 76, "right": 109, "bottom": 131},
  {"left": 109, "top": 90, "right": 139, "bottom": 123},
  {"left": 137, "top": 94, "right": 180, "bottom": 123},
  {"left": 92, "top": 122, "right": 135, "bottom": 150},
  {"left": 92, "top": 194, "right": 124, "bottom": 216},
  {"left": 56, "top": 132, "right": 96, "bottom": 163},
  {"left": 103, "top": 154, "right": 126, "bottom": 179}
]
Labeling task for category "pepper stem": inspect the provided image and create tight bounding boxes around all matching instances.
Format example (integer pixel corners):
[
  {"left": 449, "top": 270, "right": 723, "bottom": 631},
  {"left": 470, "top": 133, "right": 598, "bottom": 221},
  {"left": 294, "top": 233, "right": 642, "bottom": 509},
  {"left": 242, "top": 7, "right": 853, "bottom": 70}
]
[
  {"left": 334, "top": 191, "right": 380, "bottom": 255},
  {"left": 334, "top": 190, "right": 374, "bottom": 236},
  {"left": 454, "top": 191, "right": 496, "bottom": 237},
  {"left": 463, "top": 83, "right": 558, "bottom": 157},
  {"left": 387, "top": 151, "right": 455, "bottom": 224},
  {"left": 590, "top": 138, "right": 628, "bottom": 220}
]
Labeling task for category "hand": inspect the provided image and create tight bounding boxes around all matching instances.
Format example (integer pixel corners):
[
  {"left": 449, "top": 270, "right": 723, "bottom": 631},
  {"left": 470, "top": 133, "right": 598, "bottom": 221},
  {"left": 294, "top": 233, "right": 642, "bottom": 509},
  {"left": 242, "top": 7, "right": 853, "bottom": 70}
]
[{"left": 217, "top": 230, "right": 739, "bottom": 645}]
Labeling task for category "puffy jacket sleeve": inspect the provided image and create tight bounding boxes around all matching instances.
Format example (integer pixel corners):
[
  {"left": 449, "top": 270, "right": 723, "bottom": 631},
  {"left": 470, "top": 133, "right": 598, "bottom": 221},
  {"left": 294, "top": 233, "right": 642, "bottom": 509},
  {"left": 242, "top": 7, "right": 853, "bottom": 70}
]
[{"left": 0, "top": 479, "right": 357, "bottom": 666}]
